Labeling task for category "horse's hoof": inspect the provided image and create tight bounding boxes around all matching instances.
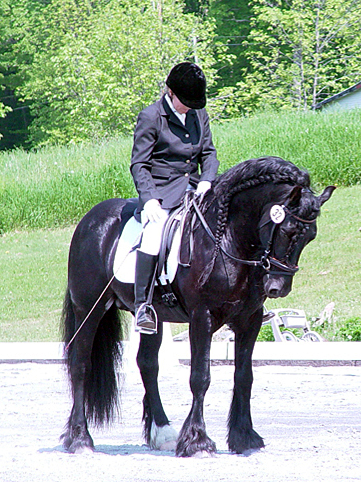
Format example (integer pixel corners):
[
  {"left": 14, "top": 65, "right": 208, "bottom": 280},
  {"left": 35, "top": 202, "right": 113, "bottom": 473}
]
[
  {"left": 73, "top": 446, "right": 94, "bottom": 455},
  {"left": 228, "top": 428, "right": 265, "bottom": 454},
  {"left": 65, "top": 436, "right": 95, "bottom": 454},
  {"left": 67, "top": 442, "right": 94, "bottom": 454},
  {"left": 176, "top": 431, "right": 217, "bottom": 457},
  {"left": 193, "top": 450, "right": 216, "bottom": 458}
]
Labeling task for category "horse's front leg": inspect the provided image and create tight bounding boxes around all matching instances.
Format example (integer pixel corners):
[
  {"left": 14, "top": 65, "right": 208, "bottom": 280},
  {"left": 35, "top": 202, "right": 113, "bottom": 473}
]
[
  {"left": 227, "top": 310, "right": 265, "bottom": 454},
  {"left": 176, "top": 309, "right": 216, "bottom": 457},
  {"left": 137, "top": 322, "right": 178, "bottom": 451}
]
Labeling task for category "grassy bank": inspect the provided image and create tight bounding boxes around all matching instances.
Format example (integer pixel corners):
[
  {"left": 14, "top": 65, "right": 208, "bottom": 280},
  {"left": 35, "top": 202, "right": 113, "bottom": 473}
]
[
  {"left": 0, "top": 186, "right": 360, "bottom": 342},
  {"left": 214, "top": 109, "right": 361, "bottom": 187},
  {"left": 0, "top": 138, "right": 136, "bottom": 233},
  {"left": 1, "top": 109, "right": 360, "bottom": 233}
]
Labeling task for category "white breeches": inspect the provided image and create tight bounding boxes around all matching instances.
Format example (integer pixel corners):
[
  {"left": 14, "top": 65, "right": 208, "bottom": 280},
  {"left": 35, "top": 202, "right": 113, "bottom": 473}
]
[{"left": 139, "top": 209, "right": 171, "bottom": 256}]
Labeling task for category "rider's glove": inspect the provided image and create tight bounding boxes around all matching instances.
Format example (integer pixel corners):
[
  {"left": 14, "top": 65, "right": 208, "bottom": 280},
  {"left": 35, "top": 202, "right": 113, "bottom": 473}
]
[
  {"left": 143, "top": 199, "right": 167, "bottom": 223},
  {"left": 195, "top": 181, "right": 211, "bottom": 200}
]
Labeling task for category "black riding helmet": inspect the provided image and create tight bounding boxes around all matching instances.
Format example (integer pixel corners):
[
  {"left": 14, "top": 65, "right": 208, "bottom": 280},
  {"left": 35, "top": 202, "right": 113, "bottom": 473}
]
[{"left": 166, "top": 62, "right": 206, "bottom": 109}]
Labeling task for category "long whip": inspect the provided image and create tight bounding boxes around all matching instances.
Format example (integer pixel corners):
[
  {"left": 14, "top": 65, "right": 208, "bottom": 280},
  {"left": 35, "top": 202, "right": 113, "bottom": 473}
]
[
  {"left": 64, "top": 274, "right": 116, "bottom": 352},
  {"left": 64, "top": 225, "right": 143, "bottom": 353}
]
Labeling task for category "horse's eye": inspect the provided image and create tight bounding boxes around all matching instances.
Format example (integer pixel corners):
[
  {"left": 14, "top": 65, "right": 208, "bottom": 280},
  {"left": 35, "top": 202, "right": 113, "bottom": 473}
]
[{"left": 280, "top": 224, "right": 296, "bottom": 237}]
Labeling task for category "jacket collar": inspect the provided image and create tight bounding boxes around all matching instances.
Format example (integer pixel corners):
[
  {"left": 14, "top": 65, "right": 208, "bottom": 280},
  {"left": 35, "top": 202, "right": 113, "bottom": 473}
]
[{"left": 161, "top": 95, "right": 196, "bottom": 129}]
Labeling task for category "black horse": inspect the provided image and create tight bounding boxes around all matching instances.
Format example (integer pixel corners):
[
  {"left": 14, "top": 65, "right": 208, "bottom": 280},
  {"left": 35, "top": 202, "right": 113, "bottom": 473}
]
[{"left": 61, "top": 157, "right": 334, "bottom": 456}]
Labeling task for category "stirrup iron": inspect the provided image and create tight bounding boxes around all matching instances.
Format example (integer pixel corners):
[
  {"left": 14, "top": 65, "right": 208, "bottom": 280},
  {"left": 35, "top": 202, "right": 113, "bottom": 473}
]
[{"left": 134, "top": 302, "right": 158, "bottom": 335}]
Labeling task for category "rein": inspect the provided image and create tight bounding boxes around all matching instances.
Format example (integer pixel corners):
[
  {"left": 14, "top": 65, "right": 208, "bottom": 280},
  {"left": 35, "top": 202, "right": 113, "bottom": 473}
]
[
  {"left": 192, "top": 200, "right": 267, "bottom": 268},
  {"left": 192, "top": 199, "right": 316, "bottom": 276}
]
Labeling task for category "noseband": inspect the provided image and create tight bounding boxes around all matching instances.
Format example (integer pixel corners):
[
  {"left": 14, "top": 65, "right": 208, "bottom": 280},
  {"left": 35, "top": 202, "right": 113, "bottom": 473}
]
[{"left": 192, "top": 199, "right": 316, "bottom": 277}]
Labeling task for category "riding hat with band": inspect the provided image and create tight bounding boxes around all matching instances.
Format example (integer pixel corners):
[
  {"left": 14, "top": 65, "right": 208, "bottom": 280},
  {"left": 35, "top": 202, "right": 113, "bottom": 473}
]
[{"left": 131, "top": 62, "right": 219, "bottom": 334}]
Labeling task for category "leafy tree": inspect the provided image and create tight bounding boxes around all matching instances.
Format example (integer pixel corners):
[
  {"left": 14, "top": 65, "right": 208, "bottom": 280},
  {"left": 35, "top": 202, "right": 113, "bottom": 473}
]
[
  {"left": 238, "top": 0, "right": 361, "bottom": 112},
  {"left": 0, "top": 82, "right": 11, "bottom": 121},
  {"left": 13, "top": 0, "right": 228, "bottom": 146},
  {"left": 183, "top": 0, "right": 252, "bottom": 119},
  {"left": 184, "top": 0, "right": 209, "bottom": 13},
  {"left": 208, "top": 0, "right": 251, "bottom": 88},
  {"left": 0, "top": 0, "right": 15, "bottom": 136},
  {"left": 184, "top": 1, "right": 252, "bottom": 87},
  {"left": 0, "top": 0, "right": 49, "bottom": 146}
]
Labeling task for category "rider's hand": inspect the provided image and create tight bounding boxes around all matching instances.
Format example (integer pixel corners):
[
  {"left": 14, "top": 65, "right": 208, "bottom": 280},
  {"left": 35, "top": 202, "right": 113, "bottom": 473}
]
[
  {"left": 143, "top": 199, "right": 167, "bottom": 223},
  {"left": 195, "top": 181, "right": 211, "bottom": 200}
]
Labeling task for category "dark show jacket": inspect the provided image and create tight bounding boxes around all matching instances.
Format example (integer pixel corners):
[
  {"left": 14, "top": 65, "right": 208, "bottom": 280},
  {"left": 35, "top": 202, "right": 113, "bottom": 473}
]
[{"left": 130, "top": 95, "right": 219, "bottom": 212}]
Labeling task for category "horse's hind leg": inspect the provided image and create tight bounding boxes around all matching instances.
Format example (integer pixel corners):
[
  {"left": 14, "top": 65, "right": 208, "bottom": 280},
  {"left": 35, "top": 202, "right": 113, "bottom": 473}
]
[
  {"left": 62, "top": 296, "right": 114, "bottom": 454},
  {"left": 62, "top": 344, "right": 95, "bottom": 454},
  {"left": 227, "top": 311, "right": 265, "bottom": 454},
  {"left": 62, "top": 343, "right": 95, "bottom": 450},
  {"left": 136, "top": 322, "right": 178, "bottom": 451}
]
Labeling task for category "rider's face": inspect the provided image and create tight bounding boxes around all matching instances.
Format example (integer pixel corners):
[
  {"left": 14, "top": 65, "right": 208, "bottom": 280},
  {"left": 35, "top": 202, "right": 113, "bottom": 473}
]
[{"left": 169, "top": 90, "right": 191, "bottom": 114}]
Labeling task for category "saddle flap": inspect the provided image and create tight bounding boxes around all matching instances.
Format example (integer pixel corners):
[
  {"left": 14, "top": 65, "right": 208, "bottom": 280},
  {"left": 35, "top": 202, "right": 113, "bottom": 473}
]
[
  {"left": 113, "top": 212, "right": 182, "bottom": 285},
  {"left": 157, "top": 205, "right": 184, "bottom": 278}
]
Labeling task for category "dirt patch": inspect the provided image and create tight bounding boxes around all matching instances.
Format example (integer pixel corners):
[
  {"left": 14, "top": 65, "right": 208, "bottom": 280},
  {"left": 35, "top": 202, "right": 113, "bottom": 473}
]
[{"left": 0, "top": 362, "right": 360, "bottom": 482}]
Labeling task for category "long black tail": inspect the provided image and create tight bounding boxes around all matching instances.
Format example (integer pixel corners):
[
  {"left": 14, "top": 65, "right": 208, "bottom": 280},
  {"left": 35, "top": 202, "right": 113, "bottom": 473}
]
[{"left": 61, "top": 287, "right": 125, "bottom": 426}]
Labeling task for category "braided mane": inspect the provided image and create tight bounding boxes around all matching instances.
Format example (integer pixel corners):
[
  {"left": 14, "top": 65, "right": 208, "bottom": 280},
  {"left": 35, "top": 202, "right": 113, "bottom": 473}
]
[
  {"left": 198, "top": 157, "right": 311, "bottom": 287},
  {"left": 213, "top": 156, "right": 310, "bottom": 197}
]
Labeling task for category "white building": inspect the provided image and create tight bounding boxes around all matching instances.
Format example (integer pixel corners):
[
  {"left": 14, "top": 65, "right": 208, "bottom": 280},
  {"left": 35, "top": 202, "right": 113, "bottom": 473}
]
[{"left": 314, "top": 81, "right": 361, "bottom": 111}]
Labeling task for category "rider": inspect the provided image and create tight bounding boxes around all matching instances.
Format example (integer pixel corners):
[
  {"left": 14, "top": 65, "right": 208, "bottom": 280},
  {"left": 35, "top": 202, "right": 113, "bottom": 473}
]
[{"left": 130, "top": 62, "right": 219, "bottom": 334}]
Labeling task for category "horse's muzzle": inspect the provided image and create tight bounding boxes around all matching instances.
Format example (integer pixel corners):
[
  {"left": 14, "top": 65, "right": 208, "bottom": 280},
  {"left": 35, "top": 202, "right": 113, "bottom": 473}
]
[{"left": 263, "top": 274, "right": 292, "bottom": 298}]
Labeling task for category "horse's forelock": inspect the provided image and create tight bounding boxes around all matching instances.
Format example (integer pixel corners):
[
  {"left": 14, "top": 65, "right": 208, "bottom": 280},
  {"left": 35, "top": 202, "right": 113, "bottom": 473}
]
[{"left": 296, "top": 189, "right": 320, "bottom": 220}]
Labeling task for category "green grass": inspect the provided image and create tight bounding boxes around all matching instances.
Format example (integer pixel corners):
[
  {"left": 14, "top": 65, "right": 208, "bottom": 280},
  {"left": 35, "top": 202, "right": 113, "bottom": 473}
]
[
  {"left": 0, "top": 138, "right": 136, "bottom": 233},
  {"left": 0, "top": 186, "right": 359, "bottom": 342},
  {"left": 0, "top": 227, "right": 71, "bottom": 341},
  {"left": 213, "top": 109, "right": 361, "bottom": 187},
  {"left": 1, "top": 110, "right": 360, "bottom": 233}
]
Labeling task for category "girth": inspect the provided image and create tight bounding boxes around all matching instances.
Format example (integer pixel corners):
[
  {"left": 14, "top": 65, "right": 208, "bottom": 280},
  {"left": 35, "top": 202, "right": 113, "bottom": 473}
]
[{"left": 157, "top": 205, "right": 183, "bottom": 279}]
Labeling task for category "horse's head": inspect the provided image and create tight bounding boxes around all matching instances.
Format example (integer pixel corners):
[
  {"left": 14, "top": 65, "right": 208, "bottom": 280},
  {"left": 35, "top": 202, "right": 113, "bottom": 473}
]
[
  {"left": 260, "top": 185, "right": 335, "bottom": 298},
  {"left": 197, "top": 157, "right": 336, "bottom": 291}
]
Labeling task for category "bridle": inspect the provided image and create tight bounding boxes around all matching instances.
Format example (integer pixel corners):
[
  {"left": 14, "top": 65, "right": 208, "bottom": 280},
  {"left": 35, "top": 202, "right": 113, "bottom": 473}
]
[
  {"left": 258, "top": 204, "right": 315, "bottom": 276},
  {"left": 192, "top": 199, "right": 317, "bottom": 277}
]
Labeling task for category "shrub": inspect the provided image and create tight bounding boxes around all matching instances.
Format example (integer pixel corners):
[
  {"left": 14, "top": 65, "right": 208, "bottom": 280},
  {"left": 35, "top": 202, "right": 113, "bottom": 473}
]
[
  {"left": 257, "top": 324, "right": 274, "bottom": 342},
  {"left": 333, "top": 317, "right": 361, "bottom": 341}
]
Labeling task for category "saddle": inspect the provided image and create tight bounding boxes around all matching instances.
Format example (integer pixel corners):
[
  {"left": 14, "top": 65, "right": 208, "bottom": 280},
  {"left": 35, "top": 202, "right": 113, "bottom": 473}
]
[
  {"left": 113, "top": 195, "right": 194, "bottom": 288},
  {"left": 113, "top": 197, "right": 195, "bottom": 323}
]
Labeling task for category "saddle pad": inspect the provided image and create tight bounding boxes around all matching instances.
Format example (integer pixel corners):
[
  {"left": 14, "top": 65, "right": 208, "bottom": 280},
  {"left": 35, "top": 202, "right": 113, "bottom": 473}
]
[{"left": 113, "top": 216, "right": 181, "bottom": 284}]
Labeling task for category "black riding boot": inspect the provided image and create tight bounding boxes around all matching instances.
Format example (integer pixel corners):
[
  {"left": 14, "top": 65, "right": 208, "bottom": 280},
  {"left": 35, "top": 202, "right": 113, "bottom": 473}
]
[{"left": 134, "top": 250, "right": 158, "bottom": 334}]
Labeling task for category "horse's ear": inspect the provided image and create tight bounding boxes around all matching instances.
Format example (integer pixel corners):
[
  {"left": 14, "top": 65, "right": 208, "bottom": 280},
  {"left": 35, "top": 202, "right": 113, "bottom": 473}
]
[
  {"left": 286, "top": 185, "right": 302, "bottom": 207},
  {"left": 318, "top": 186, "right": 336, "bottom": 206}
]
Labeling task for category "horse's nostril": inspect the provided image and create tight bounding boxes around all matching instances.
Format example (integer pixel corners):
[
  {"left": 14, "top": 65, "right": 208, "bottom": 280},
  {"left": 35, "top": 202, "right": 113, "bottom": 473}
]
[{"left": 268, "top": 288, "right": 279, "bottom": 298}]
